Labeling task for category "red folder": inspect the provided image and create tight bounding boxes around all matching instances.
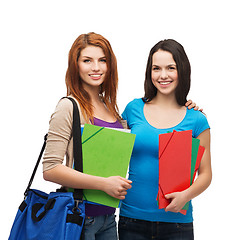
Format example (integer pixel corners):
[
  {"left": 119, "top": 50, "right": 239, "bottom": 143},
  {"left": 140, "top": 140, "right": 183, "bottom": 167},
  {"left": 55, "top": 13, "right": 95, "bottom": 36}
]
[
  {"left": 157, "top": 130, "right": 204, "bottom": 215},
  {"left": 159, "top": 130, "right": 192, "bottom": 195},
  {"left": 157, "top": 184, "right": 169, "bottom": 209}
]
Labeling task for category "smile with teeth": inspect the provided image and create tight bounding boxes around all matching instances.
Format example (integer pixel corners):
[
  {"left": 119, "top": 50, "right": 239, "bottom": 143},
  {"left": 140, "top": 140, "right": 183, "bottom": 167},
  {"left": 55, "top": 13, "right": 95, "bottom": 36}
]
[
  {"left": 89, "top": 74, "right": 102, "bottom": 79},
  {"left": 158, "top": 81, "right": 173, "bottom": 85}
]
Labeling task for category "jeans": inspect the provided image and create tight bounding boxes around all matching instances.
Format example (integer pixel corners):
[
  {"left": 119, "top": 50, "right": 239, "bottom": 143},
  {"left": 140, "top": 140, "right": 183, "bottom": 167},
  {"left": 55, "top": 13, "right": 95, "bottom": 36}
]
[
  {"left": 118, "top": 216, "right": 194, "bottom": 240},
  {"left": 80, "top": 214, "right": 117, "bottom": 240}
]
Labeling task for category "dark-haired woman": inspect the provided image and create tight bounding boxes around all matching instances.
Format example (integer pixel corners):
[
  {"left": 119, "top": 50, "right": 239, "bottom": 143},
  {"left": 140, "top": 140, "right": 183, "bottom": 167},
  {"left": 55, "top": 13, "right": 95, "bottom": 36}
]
[{"left": 118, "top": 39, "right": 212, "bottom": 240}]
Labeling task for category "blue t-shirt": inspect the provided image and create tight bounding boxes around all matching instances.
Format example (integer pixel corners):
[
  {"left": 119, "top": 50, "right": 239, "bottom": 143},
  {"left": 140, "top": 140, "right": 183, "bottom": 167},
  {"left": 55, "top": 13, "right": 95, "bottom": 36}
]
[{"left": 120, "top": 98, "right": 210, "bottom": 223}]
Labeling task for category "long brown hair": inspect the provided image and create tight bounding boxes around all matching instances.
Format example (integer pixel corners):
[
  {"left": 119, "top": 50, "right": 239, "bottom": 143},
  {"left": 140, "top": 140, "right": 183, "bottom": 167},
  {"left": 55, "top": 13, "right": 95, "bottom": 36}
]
[
  {"left": 144, "top": 39, "right": 191, "bottom": 106},
  {"left": 66, "top": 32, "right": 120, "bottom": 121}
]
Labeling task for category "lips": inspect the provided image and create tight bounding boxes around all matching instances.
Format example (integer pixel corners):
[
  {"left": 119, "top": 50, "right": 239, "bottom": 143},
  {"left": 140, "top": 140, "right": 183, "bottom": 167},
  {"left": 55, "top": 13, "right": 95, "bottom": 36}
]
[
  {"left": 158, "top": 80, "right": 173, "bottom": 86},
  {"left": 89, "top": 74, "right": 103, "bottom": 80}
]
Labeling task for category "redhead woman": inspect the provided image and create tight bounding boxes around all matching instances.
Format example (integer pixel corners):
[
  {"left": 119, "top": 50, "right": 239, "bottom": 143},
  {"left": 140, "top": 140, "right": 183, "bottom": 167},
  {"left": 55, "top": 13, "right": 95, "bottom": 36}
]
[{"left": 42, "top": 33, "right": 132, "bottom": 240}]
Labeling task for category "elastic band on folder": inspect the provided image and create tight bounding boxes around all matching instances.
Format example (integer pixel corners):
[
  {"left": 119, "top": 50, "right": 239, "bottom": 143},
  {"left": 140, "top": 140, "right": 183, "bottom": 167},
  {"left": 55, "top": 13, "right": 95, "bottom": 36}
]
[
  {"left": 82, "top": 127, "right": 105, "bottom": 145},
  {"left": 159, "top": 130, "right": 175, "bottom": 160}
]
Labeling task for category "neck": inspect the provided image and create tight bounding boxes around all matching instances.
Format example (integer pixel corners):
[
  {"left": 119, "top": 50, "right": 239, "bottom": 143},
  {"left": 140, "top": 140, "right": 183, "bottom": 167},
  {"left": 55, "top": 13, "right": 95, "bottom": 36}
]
[
  {"left": 151, "top": 92, "right": 181, "bottom": 109},
  {"left": 82, "top": 84, "right": 102, "bottom": 105}
]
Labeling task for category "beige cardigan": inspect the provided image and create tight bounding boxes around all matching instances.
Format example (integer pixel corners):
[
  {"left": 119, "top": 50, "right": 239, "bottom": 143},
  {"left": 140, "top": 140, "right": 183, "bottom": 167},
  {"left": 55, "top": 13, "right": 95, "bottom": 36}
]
[{"left": 42, "top": 97, "right": 127, "bottom": 172}]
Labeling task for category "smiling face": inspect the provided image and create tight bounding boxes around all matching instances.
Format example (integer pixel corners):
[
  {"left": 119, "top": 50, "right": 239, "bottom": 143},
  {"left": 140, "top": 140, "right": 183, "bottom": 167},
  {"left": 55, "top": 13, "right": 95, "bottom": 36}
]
[
  {"left": 151, "top": 50, "right": 178, "bottom": 97},
  {"left": 78, "top": 45, "right": 107, "bottom": 91}
]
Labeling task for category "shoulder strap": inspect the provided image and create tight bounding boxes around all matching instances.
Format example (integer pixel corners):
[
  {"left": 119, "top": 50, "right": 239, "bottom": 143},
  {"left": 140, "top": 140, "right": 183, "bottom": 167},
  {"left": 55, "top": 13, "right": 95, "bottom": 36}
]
[
  {"left": 24, "top": 134, "right": 48, "bottom": 197},
  {"left": 66, "top": 97, "right": 83, "bottom": 174},
  {"left": 65, "top": 97, "right": 84, "bottom": 200},
  {"left": 24, "top": 97, "right": 84, "bottom": 200}
]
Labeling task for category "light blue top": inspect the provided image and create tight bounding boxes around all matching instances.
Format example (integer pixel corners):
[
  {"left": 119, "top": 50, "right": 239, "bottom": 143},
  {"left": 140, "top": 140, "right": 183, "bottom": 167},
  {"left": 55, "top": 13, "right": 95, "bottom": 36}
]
[{"left": 120, "top": 98, "right": 210, "bottom": 223}]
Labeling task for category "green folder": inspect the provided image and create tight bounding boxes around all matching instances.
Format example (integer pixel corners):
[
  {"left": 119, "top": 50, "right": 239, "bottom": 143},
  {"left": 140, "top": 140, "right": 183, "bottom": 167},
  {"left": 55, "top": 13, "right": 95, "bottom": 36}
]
[
  {"left": 81, "top": 124, "right": 136, "bottom": 208},
  {"left": 182, "top": 138, "right": 200, "bottom": 210}
]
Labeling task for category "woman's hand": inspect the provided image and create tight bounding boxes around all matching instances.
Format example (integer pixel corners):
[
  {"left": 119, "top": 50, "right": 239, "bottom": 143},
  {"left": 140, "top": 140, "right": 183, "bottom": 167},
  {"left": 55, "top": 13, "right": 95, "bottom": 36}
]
[
  {"left": 103, "top": 176, "right": 132, "bottom": 200},
  {"left": 185, "top": 99, "right": 203, "bottom": 112},
  {"left": 164, "top": 191, "right": 189, "bottom": 213},
  {"left": 165, "top": 129, "right": 212, "bottom": 213}
]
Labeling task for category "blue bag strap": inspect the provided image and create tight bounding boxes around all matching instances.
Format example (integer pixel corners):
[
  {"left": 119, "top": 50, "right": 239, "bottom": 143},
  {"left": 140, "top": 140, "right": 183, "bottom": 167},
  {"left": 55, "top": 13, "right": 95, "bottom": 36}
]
[{"left": 24, "top": 97, "right": 84, "bottom": 201}]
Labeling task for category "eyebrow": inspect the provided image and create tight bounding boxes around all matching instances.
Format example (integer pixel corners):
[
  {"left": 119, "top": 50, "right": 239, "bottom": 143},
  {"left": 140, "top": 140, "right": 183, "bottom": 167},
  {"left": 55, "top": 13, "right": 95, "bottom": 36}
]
[
  {"left": 152, "top": 64, "right": 176, "bottom": 67},
  {"left": 81, "top": 56, "right": 106, "bottom": 59}
]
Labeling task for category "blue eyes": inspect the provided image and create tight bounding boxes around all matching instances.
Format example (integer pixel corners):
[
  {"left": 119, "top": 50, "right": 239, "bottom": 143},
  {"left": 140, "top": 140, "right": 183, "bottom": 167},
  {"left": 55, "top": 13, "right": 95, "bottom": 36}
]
[{"left": 83, "top": 59, "right": 106, "bottom": 63}]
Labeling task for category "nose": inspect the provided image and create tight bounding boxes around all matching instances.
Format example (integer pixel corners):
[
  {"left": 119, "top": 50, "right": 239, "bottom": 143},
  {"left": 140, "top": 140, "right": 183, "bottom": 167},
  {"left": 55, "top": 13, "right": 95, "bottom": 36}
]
[
  {"left": 91, "top": 61, "right": 100, "bottom": 72},
  {"left": 161, "top": 69, "right": 168, "bottom": 79}
]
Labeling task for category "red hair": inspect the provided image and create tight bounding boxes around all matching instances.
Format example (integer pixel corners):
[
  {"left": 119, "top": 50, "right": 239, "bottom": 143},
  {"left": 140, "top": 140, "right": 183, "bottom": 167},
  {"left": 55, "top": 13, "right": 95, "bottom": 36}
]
[{"left": 65, "top": 32, "right": 120, "bottom": 121}]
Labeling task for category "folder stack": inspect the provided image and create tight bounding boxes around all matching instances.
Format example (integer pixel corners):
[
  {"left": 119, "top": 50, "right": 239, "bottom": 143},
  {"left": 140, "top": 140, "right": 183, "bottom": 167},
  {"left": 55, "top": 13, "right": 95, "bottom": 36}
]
[{"left": 157, "top": 130, "right": 205, "bottom": 215}]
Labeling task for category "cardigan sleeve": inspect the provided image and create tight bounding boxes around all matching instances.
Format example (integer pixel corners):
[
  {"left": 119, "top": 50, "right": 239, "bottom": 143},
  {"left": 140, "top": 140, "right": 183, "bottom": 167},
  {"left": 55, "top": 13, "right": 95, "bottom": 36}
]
[
  {"left": 42, "top": 98, "right": 74, "bottom": 172},
  {"left": 43, "top": 97, "right": 125, "bottom": 172}
]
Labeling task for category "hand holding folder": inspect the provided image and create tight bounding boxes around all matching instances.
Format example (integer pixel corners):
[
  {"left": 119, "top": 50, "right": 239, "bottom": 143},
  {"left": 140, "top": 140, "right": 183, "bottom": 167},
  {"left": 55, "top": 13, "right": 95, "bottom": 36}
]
[
  {"left": 157, "top": 130, "right": 204, "bottom": 215},
  {"left": 81, "top": 124, "right": 136, "bottom": 208}
]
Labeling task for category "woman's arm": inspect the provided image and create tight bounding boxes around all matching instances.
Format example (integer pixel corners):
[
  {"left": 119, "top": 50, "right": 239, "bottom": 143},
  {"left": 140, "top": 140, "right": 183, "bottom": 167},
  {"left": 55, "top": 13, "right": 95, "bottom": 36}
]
[
  {"left": 43, "top": 98, "right": 131, "bottom": 200},
  {"left": 43, "top": 165, "right": 132, "bottom": 200},
  {"left": 165, "top": 129, "right": 212, "bottom": 212}
]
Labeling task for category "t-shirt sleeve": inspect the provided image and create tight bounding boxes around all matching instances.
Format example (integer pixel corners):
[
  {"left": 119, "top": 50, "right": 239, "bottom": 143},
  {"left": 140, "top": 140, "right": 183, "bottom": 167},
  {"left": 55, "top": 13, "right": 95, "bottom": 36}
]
[
  {"left": 121, "top": 109, "right": 128, "bottom": 121},
  {"left": 121, "top": 100, "right": 133, "bottom": 126},
  {"left": 194, "top": 111, "right": 210, "bottom": 138}
]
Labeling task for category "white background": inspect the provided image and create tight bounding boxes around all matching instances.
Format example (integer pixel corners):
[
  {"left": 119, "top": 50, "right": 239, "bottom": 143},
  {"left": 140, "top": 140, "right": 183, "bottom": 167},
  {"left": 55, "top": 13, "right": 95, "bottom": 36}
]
[{"left": 1, "top": 0, "right": 249, "bottom": 239}]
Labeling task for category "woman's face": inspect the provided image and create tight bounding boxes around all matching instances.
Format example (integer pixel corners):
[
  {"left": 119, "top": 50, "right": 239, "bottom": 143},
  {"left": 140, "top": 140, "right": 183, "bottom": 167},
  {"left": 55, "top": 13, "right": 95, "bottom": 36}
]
[
  {"left": 78, "top": 45, "right": 107, "bottom": 90},
  {"left": 151, "top": 50, "right": 178, "bottom": 97}
]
